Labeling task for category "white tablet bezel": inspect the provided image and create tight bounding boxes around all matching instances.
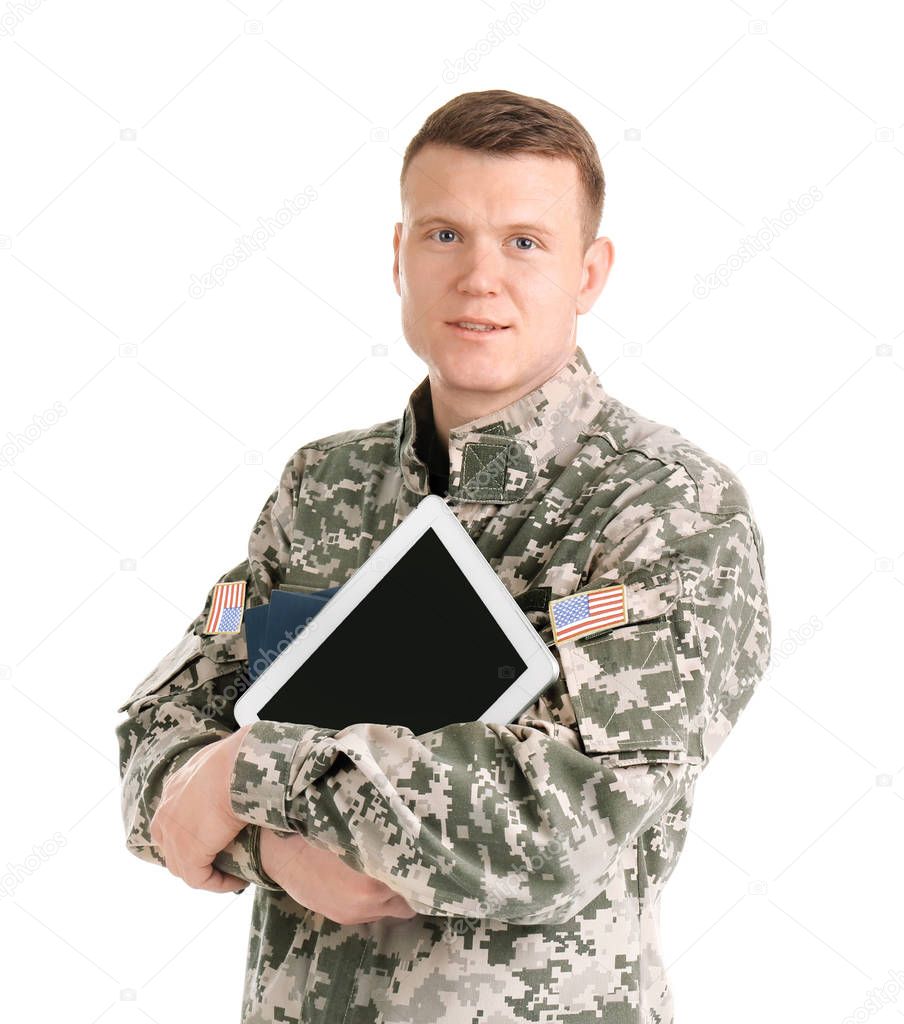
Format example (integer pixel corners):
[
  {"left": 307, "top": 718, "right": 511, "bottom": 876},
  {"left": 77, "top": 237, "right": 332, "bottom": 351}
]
[{"left": 233, "top": 493, "right": 560, "bottom": 729}]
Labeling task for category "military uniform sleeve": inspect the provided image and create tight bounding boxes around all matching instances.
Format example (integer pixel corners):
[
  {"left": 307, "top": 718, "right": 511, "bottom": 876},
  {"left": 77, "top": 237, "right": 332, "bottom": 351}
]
[
  {"left": 114, "top": 452, "right": 304, "bottom": 891},
  {"left": 226, "top": 498, "right": 771, "bottom": 925}
]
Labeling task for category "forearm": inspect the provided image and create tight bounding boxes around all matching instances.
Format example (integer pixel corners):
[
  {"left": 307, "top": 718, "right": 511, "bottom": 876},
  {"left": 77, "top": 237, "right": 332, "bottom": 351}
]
[
  {"left": 228, "top": 719, "right": 699, "bottom": 925},
  {"left": 116, "top": 697, "right": 282, "bottom": 890}
]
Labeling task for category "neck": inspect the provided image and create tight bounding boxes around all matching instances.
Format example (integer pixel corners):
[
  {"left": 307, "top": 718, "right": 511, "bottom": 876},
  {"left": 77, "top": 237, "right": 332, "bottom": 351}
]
[{"left": 428, "top": 346, "right": 578, "bottom": 460}]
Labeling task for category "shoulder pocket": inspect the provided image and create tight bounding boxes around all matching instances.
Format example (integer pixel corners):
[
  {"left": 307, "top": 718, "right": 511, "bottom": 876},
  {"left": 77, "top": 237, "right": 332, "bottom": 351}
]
[
  {"left": 556, "top": 569, "right": 695, "bottom": 763},
  {"left": 116, "top": 630, "right": 205, "bottom": 715},
  {"left": 117, "top": 568, "right": 256, "bottom": 715}
]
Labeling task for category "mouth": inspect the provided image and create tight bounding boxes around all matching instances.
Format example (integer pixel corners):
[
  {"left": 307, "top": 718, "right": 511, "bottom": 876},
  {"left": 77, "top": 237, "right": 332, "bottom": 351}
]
[{"left": 445, "top": 319, "right": 511, "bottom": 336}]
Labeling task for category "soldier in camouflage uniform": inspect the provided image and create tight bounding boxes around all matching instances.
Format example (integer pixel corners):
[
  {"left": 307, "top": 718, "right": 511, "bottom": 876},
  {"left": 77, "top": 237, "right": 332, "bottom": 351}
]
[
  {"left": 116, "top": 343, "right": 771, "bottom": 1021},
  {"left": 115, "top": 92, "right": 771, "bottom": 1022}
]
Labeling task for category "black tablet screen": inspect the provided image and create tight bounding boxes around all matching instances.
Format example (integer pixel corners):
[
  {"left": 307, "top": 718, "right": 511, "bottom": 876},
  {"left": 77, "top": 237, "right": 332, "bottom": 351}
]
[{"left": 257, "top": 526, "right": 528, "bottom": 735}]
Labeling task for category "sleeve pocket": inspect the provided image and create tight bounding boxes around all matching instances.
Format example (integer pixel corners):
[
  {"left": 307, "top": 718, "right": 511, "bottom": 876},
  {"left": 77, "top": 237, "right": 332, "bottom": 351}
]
[
  {"left": 116, "top": 630, "right": 205, "bottom": 715},
  {"left": 557, "top": 569, "right": 694, "bottom": 764}
]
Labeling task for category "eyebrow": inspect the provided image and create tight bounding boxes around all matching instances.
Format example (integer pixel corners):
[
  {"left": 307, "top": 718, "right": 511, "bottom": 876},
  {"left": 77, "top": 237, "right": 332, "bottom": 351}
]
[{"left": 411, "top": 215, "right": 556, "bottom": 239}]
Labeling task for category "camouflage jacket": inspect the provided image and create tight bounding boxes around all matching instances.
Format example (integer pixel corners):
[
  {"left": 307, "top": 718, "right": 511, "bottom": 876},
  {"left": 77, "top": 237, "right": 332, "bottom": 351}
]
[{"left": 115, "top": 344, "right": 771, "bottom": 1023}]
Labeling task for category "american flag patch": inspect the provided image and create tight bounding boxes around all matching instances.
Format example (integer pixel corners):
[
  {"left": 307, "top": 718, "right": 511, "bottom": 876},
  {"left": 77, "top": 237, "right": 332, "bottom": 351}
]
[
  {"left": 548, "top": 583, "right": 627, "bottom": 644},
  {"left": 203, "top": 581, "right": 246, "bottom": 635}
]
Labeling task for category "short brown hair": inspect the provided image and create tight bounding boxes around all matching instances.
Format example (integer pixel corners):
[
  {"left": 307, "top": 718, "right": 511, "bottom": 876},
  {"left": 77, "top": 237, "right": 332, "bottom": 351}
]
[{"left": 400, "top": 89, "right": 605, "bottom": 253}]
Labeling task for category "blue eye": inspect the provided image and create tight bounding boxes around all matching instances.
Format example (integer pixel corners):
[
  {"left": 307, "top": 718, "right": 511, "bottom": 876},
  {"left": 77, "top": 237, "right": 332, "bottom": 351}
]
[{"left": 427, "top": 230, "right": 539, "bottom": 249}]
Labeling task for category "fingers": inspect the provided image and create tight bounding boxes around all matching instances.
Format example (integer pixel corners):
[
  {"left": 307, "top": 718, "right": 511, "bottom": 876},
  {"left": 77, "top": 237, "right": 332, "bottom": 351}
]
[
  {"left": 180, "top": 865, "right": 248, "bottom": 893},
  {"left": 153, "top": 803, "right": 243, "bottom": 894},
  {"left": 159, "top": 847, "right": 248, "bottom": 893},
  {"left": 184, "top": 864, "right": 249, "bottom": 894},
  {"left": 374, "top": 887, "right": 418, "bottom": 918},
  {"left": 382, "top": 895, "right": 418, "bottom": 919},
  {"left": 207, "top": 871, "right": 248, "bottom": 893},
  {"left": 347, "top": 901, "right": 418, "bottom": 924}
]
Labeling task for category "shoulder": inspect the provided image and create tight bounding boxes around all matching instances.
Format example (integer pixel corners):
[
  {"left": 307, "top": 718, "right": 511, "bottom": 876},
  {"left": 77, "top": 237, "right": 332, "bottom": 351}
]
[
  {"left": 582, "top": 392, "right": 753, "bottom": 519},
  {"left": 274, "top": 416, "right": 401, "bottom": 481},
  {"left": 577, "top": 396, "right": 769, "bottom": 620},
  {"left": 300, "top": 416, "right": 400, "bottom": 453}
]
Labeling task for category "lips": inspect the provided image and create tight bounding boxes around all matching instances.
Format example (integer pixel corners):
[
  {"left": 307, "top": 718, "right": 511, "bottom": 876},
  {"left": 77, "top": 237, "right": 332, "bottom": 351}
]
[{"left": 446, "top": 319, "right": 510, "bottom": 332}]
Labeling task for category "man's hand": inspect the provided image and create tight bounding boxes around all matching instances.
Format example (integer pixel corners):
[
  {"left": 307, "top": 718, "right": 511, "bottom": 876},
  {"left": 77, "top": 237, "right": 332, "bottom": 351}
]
[
  {"left": 149, "top": 724, "right": 254, "bottom": 893},
  {"left": 259, "top": 828, "right": 418, "bottom": 925}
]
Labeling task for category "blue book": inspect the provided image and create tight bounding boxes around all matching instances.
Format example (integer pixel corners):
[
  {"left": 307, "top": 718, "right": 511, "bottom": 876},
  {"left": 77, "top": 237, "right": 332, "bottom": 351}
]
[
  {"left": 242, "top": 604, "right": 270, "bottom": 682},
  {"left": 245, "top": 586, "right": 341, "bottom": 681}
]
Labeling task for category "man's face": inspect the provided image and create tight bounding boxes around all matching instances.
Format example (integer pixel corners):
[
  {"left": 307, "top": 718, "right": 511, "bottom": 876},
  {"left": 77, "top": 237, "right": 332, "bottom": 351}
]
[{"left": 393, "top": 143, "right": 612, "bottom": 402}]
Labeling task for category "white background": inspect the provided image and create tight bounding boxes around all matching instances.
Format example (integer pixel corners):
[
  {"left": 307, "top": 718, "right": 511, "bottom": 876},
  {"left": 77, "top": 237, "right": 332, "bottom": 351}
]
[{"left": 1, "top": 2, "right": 901, "bottom": 1022}]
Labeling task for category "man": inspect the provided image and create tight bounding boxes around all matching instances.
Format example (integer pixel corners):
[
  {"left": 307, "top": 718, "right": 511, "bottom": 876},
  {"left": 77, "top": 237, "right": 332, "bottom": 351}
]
[{"left": 116, "top": 89, "right": 771, "bottom": 1023}]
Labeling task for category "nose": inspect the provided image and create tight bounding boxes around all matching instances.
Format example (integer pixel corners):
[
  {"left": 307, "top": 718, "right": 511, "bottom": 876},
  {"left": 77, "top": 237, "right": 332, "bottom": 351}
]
[{"left": 455, "top": 238, "right": 505, "bottom": 296}]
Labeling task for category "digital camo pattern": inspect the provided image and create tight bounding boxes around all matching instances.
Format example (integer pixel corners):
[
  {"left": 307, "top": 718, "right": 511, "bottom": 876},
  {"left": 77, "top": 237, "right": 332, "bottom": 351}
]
[{"left": 115, "top": 345, "right": 771, "bottom": 1023}]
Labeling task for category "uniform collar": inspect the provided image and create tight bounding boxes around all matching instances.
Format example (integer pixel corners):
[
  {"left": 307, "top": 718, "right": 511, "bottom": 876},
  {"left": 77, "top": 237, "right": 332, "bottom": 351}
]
[{"left": 397, "top": 344, "right": 607, "bottom": 504}]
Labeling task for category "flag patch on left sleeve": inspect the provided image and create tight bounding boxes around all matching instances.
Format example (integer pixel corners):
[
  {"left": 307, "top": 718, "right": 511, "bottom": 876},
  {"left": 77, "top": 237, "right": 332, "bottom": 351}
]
[
  {"left": 548, "top": 583, "right": 627, "bottom": 644},
  {"left": 203, "top": 580, "right": 246, "bottom": 635}
]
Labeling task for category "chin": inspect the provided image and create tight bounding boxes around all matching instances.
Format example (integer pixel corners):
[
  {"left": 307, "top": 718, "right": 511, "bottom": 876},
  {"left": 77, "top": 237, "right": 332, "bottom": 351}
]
[{"left": 431, "top": 349, "right": 517, "bottom": 391}]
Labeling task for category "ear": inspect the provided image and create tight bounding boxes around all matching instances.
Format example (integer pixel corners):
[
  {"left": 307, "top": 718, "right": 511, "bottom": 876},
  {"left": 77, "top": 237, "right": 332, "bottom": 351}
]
[
  {"left": 576, "top": 236, "right": 615, "bottom": 315},
  {"left": 392, "top": 222, "right": 403, "bottom": 297}
]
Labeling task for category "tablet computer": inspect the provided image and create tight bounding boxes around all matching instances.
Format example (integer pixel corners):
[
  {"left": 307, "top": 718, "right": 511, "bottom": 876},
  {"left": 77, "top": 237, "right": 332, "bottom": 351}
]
[{"left": 233, "top": 494, "right": 560, "bottom": 735}]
